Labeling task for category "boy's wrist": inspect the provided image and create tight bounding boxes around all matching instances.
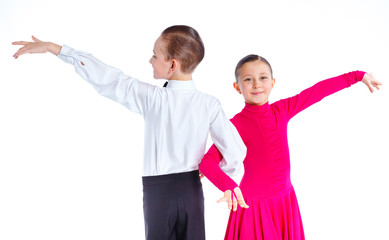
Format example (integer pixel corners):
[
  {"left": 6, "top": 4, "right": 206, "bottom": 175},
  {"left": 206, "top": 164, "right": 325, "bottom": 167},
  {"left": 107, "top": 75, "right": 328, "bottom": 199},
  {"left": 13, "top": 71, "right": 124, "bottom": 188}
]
[{"left": 47, "top": 42, "right": 61, "bottom": 56}]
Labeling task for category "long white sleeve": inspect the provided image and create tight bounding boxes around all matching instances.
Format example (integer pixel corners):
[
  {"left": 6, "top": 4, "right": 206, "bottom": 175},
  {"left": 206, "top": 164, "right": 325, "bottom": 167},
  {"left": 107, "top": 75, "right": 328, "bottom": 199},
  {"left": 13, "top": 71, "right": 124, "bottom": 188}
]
[
  {"left": 58, "top": 45, "right": 157, "bottom": 115},
  {"left": 209, "top": 101, "right": 246, "bottom": 176}
]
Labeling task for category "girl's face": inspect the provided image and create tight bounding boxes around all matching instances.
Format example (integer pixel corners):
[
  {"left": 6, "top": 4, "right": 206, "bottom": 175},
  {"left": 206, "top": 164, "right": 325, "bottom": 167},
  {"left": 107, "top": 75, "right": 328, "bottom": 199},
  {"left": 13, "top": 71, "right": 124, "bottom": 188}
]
[
  {"left": 149, "top": 36, "right": 173, "bottom": 79},
  {"left": 234, "top": 60, "right": 275, "bottom": 106}
]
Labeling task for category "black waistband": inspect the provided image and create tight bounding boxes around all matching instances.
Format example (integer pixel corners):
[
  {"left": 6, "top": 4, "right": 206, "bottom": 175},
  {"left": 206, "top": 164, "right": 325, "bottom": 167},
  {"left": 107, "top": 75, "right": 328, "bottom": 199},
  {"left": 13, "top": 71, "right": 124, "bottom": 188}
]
[{"left": 142, "top": 170, "right": 200, "bottom": 186}]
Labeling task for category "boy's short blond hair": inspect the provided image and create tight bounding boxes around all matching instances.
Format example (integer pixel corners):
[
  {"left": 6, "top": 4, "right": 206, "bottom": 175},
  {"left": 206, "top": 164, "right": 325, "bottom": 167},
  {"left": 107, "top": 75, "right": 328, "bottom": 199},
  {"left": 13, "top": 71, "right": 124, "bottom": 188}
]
[{"left": 161, "top": 25, "right": 205, "bottom": 74}]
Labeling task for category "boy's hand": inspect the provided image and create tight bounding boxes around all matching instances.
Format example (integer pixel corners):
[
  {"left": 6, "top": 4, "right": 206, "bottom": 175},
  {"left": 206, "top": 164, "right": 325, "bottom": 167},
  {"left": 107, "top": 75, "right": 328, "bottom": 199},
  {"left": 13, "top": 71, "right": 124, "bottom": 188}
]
[
  {"left": 362, "top": 73, "right": 382, "bottom": 93},
  {"left": 12, "top": 36, "right": 61, "bottom": 59},
  {"left": 217, "top": 187, "right": 249, "bottom": 211}
]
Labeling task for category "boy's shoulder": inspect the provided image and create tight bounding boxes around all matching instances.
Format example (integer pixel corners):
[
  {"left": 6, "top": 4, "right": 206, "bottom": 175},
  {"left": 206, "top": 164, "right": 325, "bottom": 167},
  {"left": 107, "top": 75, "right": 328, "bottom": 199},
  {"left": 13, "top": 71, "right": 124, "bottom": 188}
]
[{"left": 195, "top": 89, "right": 221, "bottom": 105}]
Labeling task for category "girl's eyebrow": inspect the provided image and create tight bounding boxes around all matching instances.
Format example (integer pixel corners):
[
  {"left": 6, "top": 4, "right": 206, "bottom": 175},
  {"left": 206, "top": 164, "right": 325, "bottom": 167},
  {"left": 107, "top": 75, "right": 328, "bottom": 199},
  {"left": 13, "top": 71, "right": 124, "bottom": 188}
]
[
  {"left": 241, "top": 74, "right": 253, "bottom": 79},
  {"left": 241, "top": 72, "right": 269, "bottom": 78}
]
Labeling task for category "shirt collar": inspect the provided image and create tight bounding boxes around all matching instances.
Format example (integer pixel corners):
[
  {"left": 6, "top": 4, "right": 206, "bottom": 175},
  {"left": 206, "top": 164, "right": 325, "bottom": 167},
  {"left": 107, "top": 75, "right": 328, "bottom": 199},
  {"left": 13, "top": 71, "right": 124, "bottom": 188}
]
[{"left": 165, "top": 80, "right": 196, "bottom": 90}]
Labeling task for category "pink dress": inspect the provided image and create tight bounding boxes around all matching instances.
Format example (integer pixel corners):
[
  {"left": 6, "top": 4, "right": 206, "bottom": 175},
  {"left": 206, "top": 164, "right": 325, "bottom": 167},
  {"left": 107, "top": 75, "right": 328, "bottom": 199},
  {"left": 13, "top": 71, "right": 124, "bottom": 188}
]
[{"left": 200, "top": 71, "right": 365, "bottom": 240}]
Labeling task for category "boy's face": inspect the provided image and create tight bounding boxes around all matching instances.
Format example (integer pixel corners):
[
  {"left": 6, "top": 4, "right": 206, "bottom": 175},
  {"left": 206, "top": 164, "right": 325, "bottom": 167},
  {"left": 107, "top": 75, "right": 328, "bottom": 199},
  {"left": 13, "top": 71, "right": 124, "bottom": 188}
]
[
  {"left": 233, "top": 60, "right": 275, "bottom": 106},
  {"left": 149, "top": 36, "right": 172, "bottom": 79}
]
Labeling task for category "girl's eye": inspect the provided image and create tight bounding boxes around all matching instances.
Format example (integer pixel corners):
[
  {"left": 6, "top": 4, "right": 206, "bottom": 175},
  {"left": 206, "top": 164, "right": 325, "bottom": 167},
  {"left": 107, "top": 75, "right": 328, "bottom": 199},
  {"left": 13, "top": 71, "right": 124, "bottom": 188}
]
[
  {"left": 152, "top": 55, "right": 157, "bottom": 58},
  {"left": 244, "top": 78, "right": 251, "bottom": 81},
  {"left": 261, "top": 77, "right": 267, "bottom": 80}
]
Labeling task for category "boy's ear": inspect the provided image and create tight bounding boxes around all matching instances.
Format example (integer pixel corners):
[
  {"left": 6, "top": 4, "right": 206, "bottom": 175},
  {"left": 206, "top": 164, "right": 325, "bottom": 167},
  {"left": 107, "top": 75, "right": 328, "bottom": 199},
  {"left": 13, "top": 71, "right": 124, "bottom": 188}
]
[
  {"left": 233, "top": 82, "right": 241, "bottom": 94},
  {"left": 272, "top": 78, "right": 276, "bottom": 88},
  {"left": 170, "top": 59, "right": 178, "bottom": 73}
]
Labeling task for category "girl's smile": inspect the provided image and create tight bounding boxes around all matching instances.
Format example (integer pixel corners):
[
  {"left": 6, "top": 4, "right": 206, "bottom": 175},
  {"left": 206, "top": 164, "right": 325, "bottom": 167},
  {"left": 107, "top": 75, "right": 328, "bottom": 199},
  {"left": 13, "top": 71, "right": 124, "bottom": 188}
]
[{"left": 233, "top": 60, "right": 275, "bottom": 106}]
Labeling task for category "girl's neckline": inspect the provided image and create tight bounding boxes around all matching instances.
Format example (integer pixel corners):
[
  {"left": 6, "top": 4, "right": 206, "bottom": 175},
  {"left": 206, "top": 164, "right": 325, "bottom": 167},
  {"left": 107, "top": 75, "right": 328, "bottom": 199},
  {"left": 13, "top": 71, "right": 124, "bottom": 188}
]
[{"left": 242, "top": 101, "right": 270, "bottom": 114}]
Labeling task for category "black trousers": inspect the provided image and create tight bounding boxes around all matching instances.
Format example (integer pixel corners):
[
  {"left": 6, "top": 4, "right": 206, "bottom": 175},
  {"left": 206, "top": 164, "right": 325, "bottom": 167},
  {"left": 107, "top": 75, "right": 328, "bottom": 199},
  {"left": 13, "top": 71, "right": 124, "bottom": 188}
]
[{"left": 142, "top": 170, "right": 205, "bottom": 240}]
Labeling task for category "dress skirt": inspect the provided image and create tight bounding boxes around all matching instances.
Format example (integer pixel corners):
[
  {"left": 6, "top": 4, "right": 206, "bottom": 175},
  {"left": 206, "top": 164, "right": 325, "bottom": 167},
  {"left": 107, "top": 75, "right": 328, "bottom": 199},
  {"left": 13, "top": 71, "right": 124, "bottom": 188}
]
[{"left": 225, "top": 188, "right": 304, "bottom": 240}]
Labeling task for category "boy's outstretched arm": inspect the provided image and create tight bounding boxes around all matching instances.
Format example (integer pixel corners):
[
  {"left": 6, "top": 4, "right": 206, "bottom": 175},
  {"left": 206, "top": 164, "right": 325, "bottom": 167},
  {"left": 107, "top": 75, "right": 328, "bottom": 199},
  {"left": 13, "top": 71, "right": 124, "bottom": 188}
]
[
  {"left": 12, "top": 36, "right": 61, "bottom": 58},
  {"left": 12, "top": 36, "right": 156, "bottom": 116}
]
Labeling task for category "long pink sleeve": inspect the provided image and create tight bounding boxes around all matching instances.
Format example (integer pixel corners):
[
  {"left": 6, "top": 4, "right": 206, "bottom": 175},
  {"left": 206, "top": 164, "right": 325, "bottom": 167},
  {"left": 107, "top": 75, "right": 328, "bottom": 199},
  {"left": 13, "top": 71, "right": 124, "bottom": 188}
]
[
  {"left": 200, "top": 143, "right": 239, "bottom": 192},
  {"left": 200, "top": 71, "right": 365, "bottom": 194},
  {"left": 280, "top": 71, "right": 366, "bottom": 120}
]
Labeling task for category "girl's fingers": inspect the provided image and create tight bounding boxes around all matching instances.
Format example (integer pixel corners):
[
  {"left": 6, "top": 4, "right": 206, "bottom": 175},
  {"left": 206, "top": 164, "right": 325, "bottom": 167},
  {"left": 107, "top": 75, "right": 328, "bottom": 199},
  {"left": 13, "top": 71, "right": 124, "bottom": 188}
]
[
  {"left": 232, "top": 198, "right": 238, "bottom": 211},
  {"left": 373, "top": 81, "right": 382, "bottom": 90},
  {"left": 364, "top": 80, "right": 374, "bottom": 93},
  {"left": 217, "top": 197, "right": 227, "bottom": 203},
  {"left": 234, "top": 188, "right": 249, "bottom": 209},
  {"left": 238, "top": 198, "right": 249, "bottom": 208},
  {"left": 217, "top": 191, "right": 233, "bottom": 210}
]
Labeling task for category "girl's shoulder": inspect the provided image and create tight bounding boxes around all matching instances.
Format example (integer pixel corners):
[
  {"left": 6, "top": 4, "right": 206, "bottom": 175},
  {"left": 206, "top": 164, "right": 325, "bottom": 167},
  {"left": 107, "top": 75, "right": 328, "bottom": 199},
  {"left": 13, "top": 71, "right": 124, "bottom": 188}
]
[{"left": 270, "top": 99, "right": 291, "bottom": 120}]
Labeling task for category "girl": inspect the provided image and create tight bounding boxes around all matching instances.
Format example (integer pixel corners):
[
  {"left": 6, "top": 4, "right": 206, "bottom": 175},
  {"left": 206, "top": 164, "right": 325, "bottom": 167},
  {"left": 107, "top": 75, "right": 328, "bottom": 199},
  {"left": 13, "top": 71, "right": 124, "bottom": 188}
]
[{"left": 199, "top": 54, "right": 382, "bottom": 239}]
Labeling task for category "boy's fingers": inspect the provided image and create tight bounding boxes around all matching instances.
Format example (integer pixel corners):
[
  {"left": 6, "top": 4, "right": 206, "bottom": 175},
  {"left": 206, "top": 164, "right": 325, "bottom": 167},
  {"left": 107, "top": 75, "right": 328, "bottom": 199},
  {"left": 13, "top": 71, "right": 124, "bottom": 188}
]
[
  {"left": 13, "top": 50, "right": 23, "bottom": 58},
  {"left": 32, "top": 35, "right": 42, "bottom": 42},
  {"left": 14, "top": 47, "right": 27, "bottom": 57},
  {"left": 12, "top": 41, "right": 29, "bottom": 45}
]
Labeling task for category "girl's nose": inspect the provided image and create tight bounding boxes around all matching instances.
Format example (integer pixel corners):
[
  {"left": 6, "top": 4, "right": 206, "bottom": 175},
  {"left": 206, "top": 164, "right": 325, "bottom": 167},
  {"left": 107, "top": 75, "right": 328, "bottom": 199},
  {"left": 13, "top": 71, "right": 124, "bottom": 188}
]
[
  {"left": 149, "top": 57, "right": 153, "bottom": 64},
  {"left": 252, "top": 79, "right": 260, "bottom": 88}
]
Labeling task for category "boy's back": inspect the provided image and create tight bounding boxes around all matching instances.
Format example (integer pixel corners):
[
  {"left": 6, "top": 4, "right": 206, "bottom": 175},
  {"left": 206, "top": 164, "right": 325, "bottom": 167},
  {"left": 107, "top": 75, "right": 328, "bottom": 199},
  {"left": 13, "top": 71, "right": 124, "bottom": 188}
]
[{"left": 58, "top": 45, "right": 245, "bottom": 177}]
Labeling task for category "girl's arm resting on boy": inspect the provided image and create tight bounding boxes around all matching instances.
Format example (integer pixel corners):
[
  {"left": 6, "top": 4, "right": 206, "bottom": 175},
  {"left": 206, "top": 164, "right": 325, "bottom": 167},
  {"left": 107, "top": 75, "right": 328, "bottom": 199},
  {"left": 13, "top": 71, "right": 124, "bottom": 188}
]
[
  {"left": 200, "top": 144, "right": 239, "bottom": 192},
  {"left": 199, "top": 145, "right": 249, "bottom": 211},
  {"left": 280, "top": 71, "right": 381, "bottom": 120},
  {"left": 13, "top": 36, "right": 156, "bottom": 115},
  {"left": 218, "top": 187, "right": 248, "bottom": 211}
]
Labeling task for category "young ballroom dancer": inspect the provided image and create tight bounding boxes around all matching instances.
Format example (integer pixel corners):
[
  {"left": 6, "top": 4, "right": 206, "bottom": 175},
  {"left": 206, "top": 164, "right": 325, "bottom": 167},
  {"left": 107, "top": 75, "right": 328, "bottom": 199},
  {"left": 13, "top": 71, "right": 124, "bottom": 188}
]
[
  {"left": 199, "top": 54, "right": 382, "bottom": 239},
  {"left": 12, "top": 26, "right": 248, "bottom": 240}
]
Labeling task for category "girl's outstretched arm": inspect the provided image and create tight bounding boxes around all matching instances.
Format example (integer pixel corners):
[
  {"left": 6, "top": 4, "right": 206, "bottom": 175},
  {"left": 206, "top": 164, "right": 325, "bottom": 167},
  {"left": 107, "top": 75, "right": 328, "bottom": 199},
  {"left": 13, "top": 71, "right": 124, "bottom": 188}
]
[
  {"left": 12, "top": 36, "right": 61, "bottom": 58},
  {"left": 278, "top": 71, "right": 381, "bottom": 120},
  {"left": 362, "top": 73, "right": 382, "bottom": 93}
]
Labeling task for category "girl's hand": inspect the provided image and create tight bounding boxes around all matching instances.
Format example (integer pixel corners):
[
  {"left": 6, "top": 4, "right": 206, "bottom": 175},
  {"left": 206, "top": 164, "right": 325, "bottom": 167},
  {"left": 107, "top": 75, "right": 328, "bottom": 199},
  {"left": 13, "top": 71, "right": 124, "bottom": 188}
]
[
  {"left": 199, "top": 170, "right": 205, "bottom": 180},
  {"left": 217, "top": 187, "right": 249, "bottom": 211},
  {"left": 12, "top": 36, "right": 61, "bottom": 59},
  {"left": 362, "top": 73, "right": 382, "bottom": 93}
]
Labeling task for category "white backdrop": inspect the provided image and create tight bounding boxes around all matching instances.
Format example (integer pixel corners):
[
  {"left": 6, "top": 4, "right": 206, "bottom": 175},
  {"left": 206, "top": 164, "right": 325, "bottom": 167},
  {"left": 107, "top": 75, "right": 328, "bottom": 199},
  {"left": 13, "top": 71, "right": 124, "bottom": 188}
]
[{"left": 1, "top": 0, "right": 388, "bottom": 239}]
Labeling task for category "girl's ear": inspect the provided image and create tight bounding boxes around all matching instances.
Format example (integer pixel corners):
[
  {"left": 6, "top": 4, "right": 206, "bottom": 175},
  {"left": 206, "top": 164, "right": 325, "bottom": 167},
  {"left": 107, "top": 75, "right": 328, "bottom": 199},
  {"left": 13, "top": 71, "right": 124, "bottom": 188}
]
[
  {"left": 272, "top": 78, "right": 276, "bottom": 88},
  {"left": 233, "top": 82, "right": 241, "bottom": 94}
]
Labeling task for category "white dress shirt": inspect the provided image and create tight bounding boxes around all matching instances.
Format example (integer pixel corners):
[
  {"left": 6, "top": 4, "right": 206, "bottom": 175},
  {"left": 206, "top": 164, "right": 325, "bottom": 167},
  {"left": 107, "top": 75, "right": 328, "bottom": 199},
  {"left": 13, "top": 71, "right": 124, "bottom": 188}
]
[{"left": 58, "top": 45, "right": 246, "bottom": 176}]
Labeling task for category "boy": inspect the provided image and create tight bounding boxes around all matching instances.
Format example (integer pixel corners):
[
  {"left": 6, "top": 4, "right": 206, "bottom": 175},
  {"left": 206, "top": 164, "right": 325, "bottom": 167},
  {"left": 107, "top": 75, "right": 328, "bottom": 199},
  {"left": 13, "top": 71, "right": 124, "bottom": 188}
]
[{"left": 13, "top": 25, "right": 247, "bottom": 240}]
